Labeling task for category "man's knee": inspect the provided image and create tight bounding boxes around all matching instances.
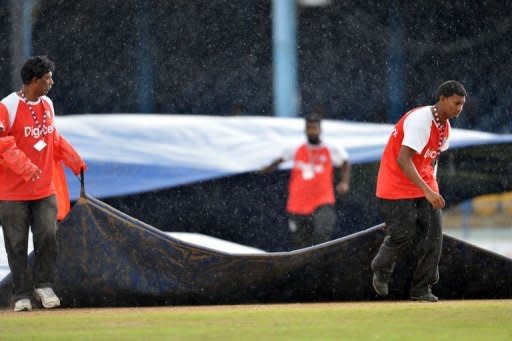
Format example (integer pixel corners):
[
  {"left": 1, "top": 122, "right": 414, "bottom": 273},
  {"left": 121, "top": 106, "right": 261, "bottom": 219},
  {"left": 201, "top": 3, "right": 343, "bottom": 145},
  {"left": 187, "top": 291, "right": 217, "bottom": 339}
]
[
  {"left": 387, "top": 226, "right": 417, "bottom": 247},
  {"left": 313, "top": 205, "right": 336, "bottom": 227}
]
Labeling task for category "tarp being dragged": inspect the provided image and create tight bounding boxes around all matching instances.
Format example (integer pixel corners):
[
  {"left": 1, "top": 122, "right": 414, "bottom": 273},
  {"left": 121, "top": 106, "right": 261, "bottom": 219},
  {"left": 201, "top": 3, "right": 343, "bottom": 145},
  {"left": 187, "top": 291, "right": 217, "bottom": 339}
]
[{"left": 0, "top": 195, "right": 511, "bottom": 308}]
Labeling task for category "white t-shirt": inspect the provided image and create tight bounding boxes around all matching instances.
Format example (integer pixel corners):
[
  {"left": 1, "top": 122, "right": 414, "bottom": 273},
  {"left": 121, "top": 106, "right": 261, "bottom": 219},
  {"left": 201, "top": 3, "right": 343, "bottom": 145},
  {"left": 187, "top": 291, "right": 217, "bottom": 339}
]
[{"left": 402, "top": 106, "right": 449, "bottom": 154}]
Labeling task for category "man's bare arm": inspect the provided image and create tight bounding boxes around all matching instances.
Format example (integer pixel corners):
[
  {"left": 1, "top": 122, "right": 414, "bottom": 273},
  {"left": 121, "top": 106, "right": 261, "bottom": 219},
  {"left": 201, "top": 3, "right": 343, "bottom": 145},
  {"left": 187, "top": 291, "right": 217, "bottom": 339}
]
[{"left": 397, "top": 146, "right": 445, "bottom": 209}]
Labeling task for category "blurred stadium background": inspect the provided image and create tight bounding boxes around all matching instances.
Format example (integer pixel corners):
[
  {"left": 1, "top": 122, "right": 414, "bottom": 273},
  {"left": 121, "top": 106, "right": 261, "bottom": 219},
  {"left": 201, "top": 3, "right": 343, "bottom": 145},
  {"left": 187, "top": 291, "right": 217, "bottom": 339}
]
[
  {"left": 2, "top": 0, "right": 512, "bottom": 130},
  {"left": 1, "top": 1, "right": 512, "bottom": 254}
]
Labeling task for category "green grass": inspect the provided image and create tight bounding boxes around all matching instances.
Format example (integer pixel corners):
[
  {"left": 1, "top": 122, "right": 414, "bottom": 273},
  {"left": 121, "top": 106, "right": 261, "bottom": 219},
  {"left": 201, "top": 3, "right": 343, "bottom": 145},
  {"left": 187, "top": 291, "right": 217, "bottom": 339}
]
[{"left": 1, "top": 300, "right": 511, "bottom": 340}]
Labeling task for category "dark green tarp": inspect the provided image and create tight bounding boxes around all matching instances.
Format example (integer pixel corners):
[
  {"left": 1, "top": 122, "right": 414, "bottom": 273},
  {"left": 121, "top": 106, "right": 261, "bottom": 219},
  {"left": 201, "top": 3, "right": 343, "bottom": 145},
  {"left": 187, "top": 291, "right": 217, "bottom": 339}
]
[{"left": 1, "top": 195, "right": 511, "bottom": 308}]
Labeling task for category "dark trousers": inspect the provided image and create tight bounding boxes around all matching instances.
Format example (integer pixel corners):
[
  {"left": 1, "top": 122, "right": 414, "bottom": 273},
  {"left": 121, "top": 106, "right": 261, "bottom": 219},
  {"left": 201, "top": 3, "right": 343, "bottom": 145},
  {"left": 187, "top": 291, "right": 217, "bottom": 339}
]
[
  {"left": 288, "top": 204, "right": 337, "bottom": 250},
  {"left": 0, "top": 195, "right": 58, "bottom": 301},
  {"left": 371, "top": 198, "right": 442, "bottom": 296}
]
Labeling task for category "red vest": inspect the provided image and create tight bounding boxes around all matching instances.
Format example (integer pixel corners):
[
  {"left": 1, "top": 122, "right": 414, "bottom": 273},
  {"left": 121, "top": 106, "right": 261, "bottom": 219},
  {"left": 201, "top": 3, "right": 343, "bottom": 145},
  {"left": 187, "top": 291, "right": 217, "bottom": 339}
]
[
  {"left": 376, "top": 107, "right": 450, "bottom": 199},
  {"left": 287, "top": 143, "right": 335, "bottom": 215},
  {"left": 0, "top": 94, "right": 56, "bottom": 200}
]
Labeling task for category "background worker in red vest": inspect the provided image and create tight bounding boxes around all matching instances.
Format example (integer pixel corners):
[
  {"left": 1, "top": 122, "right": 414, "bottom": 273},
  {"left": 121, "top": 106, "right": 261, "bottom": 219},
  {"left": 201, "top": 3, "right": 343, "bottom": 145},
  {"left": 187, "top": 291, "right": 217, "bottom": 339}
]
[
  {"left": 0, "top": 55, "right": 86, "bottom": 312},
  {"left": 371, "top": 80, "right": 467, "bottom": 302},
  {"left": 262, "top": 114, "right": 351, "bottom": 249}
]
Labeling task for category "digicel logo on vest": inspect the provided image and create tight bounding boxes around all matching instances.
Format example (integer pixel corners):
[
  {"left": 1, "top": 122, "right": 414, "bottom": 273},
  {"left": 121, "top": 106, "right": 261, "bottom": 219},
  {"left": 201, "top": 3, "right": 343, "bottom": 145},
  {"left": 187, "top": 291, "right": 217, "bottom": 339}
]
[
  {"left": 24, "top": 124, "right": 54, "bottom": 138},
  {"left": 423, "top": 148, "right": 439, "bottom": 159}
]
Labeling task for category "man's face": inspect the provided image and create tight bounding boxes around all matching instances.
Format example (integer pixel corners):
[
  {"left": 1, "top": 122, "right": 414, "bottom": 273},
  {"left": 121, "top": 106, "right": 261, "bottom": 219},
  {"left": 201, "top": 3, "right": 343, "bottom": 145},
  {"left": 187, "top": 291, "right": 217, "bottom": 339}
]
[
  {"left": 306, "top": 121, "right": 321, "bottom": 144},
  {"left": 440, "top": 94, "right": 465, "bottom": 119},
  {"left": 32, "top": 72, "right": 54, "bottom": 97}
]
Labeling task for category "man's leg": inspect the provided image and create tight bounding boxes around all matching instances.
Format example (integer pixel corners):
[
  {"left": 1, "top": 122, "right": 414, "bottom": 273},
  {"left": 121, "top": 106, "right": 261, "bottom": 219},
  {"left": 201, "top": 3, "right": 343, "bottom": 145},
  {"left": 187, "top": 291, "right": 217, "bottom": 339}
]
[
  {"left": 371, "top": 199, "right": 419, "bottom": 296},
  {"left": 289, "top": 214, "right": 314, "bottom": 250},
  {"left": 410, "top": 199, "right": 442, "bottom": 300},
  {"left": 30, "top": 195, "right": 60, "bottom": 309},
  {"left": 0, "top": 201, "right": 32, "bottom": 301},
  {"left": 30, "top": 195, "right": 58, "bottom": 289},
  {"left": 312, "top": 205, "right": 336, "bottom": 245}
]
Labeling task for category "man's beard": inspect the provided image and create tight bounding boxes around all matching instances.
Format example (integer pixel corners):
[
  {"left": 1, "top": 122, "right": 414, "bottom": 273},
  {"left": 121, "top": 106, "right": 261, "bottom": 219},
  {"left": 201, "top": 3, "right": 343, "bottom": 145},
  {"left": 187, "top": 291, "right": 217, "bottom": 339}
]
[{"left": 308, "top": 136, "right": 320, "bottom": 145}]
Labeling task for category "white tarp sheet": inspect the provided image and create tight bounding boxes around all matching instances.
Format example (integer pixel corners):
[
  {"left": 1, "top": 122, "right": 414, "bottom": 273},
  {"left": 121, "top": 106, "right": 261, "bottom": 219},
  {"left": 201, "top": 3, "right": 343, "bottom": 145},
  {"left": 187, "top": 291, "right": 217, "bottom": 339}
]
[{"left": 54, "top": 114, "right": 512, "bottom": 200}]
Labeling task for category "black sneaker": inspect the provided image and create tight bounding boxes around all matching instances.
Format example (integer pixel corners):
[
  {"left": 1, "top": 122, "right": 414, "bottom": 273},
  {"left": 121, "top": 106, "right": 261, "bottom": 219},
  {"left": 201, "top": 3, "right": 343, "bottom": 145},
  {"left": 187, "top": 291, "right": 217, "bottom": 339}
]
[{"left": 411, "top": 292, "right": 439, "bottom": 302}]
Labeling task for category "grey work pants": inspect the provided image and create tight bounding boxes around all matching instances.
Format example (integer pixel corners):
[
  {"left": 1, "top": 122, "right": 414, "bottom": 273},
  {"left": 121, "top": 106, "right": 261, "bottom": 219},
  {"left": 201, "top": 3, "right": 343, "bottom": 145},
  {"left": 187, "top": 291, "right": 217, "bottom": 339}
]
[
  {"left": 288, "top": 204, "right": 337, "bottom": 250},
  {"left": 0, "top": 195, "right": 58, "bottom": 301},
  {"left": 371, "top": 198, "right": 442, "bottom": 296}
]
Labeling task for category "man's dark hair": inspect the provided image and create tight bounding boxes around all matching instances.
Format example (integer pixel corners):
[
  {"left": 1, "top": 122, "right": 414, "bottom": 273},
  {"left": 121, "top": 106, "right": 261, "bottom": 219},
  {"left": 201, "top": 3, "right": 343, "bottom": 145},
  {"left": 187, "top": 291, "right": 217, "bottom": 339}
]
[
  {"left": 20, "top": 55, "right": 55, "bottom": 84},
  {"left": 436, "top": 80, "right": 467, "bottom": 100},
  {"left": 305, "top": 113, "right": 322, "bottom": 124}
]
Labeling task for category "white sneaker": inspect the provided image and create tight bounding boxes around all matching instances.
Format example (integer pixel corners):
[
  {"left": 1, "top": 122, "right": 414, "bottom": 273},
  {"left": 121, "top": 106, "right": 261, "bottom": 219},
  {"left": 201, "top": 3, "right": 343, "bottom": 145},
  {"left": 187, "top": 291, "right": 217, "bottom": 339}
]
[
  {"left": 34, "top": 287, "right": 61, "bottom": 309},
  {"left": 14, "top": 298, "right": 32, "bottom": 312}
]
